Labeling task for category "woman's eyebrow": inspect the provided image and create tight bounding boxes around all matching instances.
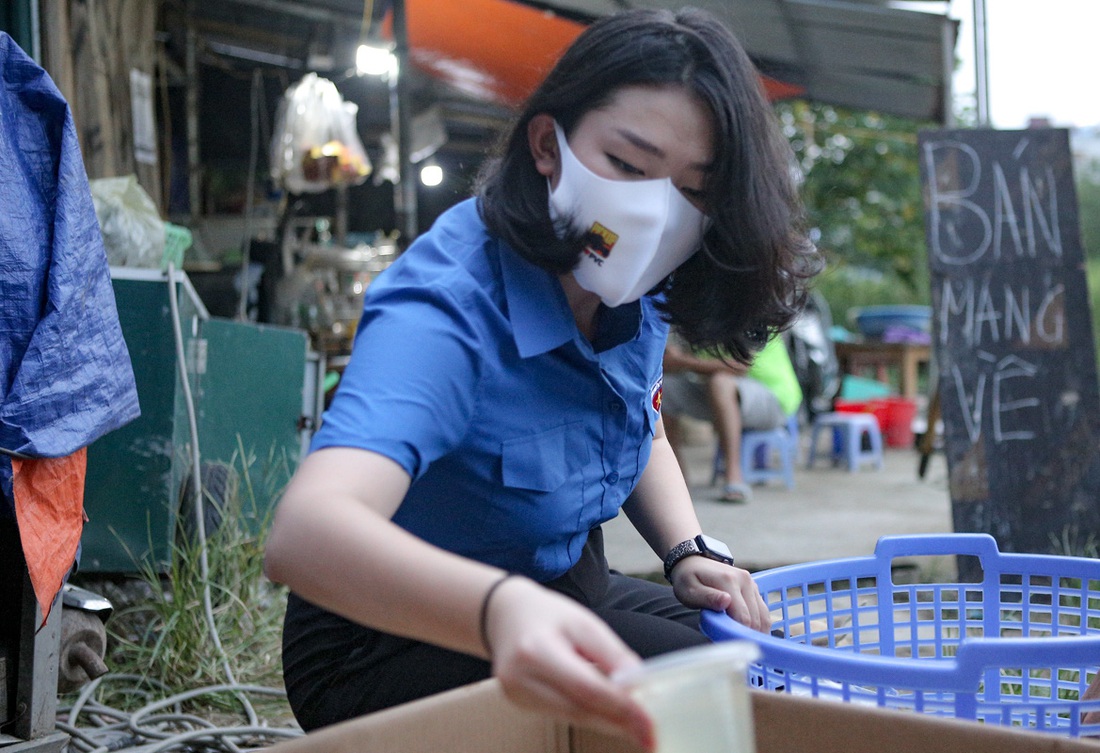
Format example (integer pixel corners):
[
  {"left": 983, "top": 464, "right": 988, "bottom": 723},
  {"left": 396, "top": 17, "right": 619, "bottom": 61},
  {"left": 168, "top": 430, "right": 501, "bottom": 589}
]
[{"left": 615, "top": 127, "right": 713, "bottom": 171}]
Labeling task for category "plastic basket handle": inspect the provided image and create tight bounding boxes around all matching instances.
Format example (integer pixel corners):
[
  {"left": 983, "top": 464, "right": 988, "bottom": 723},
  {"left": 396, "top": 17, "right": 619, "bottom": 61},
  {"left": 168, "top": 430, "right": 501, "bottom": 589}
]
[
  {"left": 873, "top": 533, "right": 1001, "bottom": 562},
  {"left": 872, "top": 534, "right": 1002, "bottom": 658}
]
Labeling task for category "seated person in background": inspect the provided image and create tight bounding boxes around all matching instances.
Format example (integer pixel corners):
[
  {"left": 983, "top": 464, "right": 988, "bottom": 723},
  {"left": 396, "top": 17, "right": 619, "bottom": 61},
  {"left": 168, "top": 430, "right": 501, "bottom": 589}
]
[{"left": 662, "top": 333, "right": 802, "bottom": 503}]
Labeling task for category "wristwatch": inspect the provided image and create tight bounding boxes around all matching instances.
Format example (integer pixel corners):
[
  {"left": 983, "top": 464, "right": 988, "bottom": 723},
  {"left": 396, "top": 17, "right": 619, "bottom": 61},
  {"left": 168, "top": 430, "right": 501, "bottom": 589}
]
[{"left": 663, "top": 534, "right": 735, "bottom": 581}]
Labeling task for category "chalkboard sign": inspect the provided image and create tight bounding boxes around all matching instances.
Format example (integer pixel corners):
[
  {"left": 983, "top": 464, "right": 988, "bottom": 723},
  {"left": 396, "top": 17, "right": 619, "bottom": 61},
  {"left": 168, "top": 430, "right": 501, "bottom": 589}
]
[{"left": 919, "top": 128, "right": 1100, "bottom": 557}]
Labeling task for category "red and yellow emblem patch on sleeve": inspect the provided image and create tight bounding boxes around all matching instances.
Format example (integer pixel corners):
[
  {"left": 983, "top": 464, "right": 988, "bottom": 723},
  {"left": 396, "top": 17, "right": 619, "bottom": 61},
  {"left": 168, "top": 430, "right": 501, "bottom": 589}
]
[{"left": 650, "top": 377, "right": 663, "bottom": 412}]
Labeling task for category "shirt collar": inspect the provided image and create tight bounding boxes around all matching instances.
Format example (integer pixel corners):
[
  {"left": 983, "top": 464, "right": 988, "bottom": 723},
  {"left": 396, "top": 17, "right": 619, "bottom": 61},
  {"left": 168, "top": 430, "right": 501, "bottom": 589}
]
[
  {"left": 498, "top": 241, "right": 642, "bottom": 358},
  {"left": 498, "top": 241, "right": 575, "bottom": 358}
]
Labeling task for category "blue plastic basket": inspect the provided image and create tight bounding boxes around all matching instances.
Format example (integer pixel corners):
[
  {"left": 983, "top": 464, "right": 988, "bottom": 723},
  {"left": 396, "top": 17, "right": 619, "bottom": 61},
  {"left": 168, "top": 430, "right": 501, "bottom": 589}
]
[{"left": 701, "top": 534, "right": 1100, "bottom": 737}]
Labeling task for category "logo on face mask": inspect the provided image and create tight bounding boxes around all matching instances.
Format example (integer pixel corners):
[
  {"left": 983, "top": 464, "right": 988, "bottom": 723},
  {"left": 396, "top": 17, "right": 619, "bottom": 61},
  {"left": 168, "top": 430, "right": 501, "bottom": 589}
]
[{"left": 583, "top": 222, "right": 619, "bottom": 263}]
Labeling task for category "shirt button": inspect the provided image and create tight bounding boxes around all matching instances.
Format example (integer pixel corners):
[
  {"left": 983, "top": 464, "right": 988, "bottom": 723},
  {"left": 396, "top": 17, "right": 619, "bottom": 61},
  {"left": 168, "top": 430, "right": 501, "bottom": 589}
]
[
  {"left": 609, "top": 401, "right": 623, "bottom": 412},
  {"left": 607, "top": 472, "right": 620, "bottom": 484}
]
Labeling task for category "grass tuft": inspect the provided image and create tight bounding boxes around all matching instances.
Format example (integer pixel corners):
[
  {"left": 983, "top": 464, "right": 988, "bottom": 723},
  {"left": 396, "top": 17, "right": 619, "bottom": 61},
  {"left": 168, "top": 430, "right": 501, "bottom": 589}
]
[{"left": 80, "top": 446, "right": 291, "bottom": 718}]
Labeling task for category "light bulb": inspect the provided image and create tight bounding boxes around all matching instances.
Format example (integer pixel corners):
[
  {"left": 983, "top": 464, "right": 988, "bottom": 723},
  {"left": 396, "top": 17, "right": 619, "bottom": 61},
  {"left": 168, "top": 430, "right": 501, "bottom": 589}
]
[
  {"left": 420, "top": 164, "right": 443, "bottom": 187},
  {"left": 357, "top": 44, "right": 396, "bottom": 77}
]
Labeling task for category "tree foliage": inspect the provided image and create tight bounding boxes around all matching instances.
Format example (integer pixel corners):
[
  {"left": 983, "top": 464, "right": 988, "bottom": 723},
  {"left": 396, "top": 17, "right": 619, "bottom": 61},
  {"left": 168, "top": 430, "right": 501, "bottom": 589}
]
[
  {"left": 1075, "top": 158, "right": 1100, "bottom": 361},
  {"left": 1078, "top": 157, "right": 1100, "bottom": 259},
  {"left": 777, "top": 101, "right": 933, "bottom": 315}
]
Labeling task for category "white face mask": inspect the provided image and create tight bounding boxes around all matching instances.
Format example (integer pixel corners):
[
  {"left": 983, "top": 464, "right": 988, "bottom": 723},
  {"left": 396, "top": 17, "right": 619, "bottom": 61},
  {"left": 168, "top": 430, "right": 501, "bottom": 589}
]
[{"left": 548, "top": 122, "right": 709, "bottom": 308}]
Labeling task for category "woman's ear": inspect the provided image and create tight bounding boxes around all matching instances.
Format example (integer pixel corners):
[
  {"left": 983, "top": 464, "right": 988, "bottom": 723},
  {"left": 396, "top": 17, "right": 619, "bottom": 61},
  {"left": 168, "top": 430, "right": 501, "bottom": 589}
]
[{"left": 528, "top": 114, "right": 559, "bottom": 180}]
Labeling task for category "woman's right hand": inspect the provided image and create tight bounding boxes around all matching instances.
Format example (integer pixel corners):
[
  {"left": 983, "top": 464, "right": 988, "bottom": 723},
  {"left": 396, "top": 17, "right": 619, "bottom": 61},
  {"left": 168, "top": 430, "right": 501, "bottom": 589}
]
[{"left": 482, "top": 576, "right": 656, "bottom": 752}]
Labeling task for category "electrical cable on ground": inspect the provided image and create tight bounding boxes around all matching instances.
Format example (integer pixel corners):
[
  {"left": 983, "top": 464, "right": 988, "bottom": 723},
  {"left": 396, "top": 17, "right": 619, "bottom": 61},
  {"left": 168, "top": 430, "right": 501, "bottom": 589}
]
[{"left": 58, "top": 675, "right": 301, "bottom": 752}]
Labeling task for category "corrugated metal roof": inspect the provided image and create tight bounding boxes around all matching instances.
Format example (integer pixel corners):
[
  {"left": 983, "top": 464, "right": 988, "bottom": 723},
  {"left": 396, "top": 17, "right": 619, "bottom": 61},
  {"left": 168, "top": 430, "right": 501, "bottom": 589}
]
[{"left": 515, "top": 0, "right": 958, "bottom": 122}]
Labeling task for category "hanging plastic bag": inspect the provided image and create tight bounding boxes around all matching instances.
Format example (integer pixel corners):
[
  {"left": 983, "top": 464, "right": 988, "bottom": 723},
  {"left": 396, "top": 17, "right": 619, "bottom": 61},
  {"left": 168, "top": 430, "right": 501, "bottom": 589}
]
[
  {"left": 270, "top": 73, "right": 372, "bottom": 194},
  {"left": 89, "top": 175, "right": 166, "bottom": 268}
]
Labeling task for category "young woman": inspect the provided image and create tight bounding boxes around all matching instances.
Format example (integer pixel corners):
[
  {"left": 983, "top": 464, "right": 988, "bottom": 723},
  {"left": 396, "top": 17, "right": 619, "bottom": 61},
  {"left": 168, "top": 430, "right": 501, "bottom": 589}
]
[{"left": 264, "top": 7, "right": 818, "bottom": 748}]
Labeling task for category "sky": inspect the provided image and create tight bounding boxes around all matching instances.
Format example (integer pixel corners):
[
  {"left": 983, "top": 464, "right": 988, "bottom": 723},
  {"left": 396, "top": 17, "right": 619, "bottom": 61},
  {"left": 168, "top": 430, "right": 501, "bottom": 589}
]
[{"left": 945, "top": 0, "right": 1100, "bottom": 129}]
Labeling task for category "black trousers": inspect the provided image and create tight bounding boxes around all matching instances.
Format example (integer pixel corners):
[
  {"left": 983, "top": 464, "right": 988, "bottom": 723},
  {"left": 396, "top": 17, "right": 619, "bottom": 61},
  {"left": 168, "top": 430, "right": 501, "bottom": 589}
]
[{"left": 282, "top": 527, "right": 709, "bottom": 731}]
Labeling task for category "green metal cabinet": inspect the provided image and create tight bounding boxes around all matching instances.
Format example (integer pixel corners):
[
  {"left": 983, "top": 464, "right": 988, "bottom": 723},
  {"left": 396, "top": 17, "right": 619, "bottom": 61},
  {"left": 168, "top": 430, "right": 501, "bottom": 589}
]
[{"left": 82, "top": 269, "right": 321, "bottom": 573}]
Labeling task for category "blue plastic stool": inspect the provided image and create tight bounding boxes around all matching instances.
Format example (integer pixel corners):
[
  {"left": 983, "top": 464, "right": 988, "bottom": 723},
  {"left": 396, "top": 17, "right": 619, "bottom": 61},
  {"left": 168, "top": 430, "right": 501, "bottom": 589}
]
[
  {"left": 712, "top": 414, "right": 799, "bottom": 489},
  {"left": 806, "top": 412, "right": 884, "bottom": 472}
]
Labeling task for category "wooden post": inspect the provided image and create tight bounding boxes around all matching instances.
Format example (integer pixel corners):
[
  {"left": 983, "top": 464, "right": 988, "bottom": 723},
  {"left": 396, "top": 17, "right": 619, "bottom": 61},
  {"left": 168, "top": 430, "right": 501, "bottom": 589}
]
[
  {"left": 39, "top": 0, "right": 75, "bottom": 120},
  {"left": 67, "top": 0, "right": 161, "bottom": 207},
  {"left": 186, "top": 0, "right": 201, "bottom": 221},
  {"left": 0, "top": 520, "right": 67, "bottom": 750}
]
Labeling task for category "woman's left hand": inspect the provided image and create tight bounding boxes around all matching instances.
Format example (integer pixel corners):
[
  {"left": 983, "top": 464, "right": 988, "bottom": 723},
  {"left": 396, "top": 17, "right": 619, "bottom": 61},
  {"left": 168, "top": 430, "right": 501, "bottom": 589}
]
[{"left": 670, "top": 558, "right": 771, "bottom": 633}]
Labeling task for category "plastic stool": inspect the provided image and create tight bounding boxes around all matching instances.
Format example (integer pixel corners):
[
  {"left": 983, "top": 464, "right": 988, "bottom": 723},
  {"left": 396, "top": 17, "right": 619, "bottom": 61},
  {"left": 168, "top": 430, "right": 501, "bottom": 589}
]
[
  {"left": 806, "top": 412, "right": 884, "bottom": 472},
  {"left": 712, "top": 414, "right": 799, "bottom": 489}
]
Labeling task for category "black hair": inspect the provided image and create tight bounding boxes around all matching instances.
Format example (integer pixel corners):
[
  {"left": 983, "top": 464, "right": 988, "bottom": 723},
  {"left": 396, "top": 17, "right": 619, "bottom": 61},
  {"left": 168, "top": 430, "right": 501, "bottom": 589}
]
[{"left": 476, "top": 7, "right": 821, "bottom": 362}]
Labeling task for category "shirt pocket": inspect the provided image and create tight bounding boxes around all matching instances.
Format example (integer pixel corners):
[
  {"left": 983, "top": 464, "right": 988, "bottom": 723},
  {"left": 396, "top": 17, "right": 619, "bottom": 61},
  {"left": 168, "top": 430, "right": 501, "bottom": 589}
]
[{"left": 501, "top": 423, "right": 575, "bottom": 492}]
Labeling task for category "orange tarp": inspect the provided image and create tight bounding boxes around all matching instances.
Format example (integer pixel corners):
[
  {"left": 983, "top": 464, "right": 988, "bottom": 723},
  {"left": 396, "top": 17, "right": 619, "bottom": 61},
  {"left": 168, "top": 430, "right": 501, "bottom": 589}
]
[
  {"left": 12, "top": 448, "right": 87, "bottom": 623},
  {"left": 403, "top": 0, "right": 583, "bottom": 104},
  {"left": 398, "top": 0, "right": 805, "bottom": 106}
]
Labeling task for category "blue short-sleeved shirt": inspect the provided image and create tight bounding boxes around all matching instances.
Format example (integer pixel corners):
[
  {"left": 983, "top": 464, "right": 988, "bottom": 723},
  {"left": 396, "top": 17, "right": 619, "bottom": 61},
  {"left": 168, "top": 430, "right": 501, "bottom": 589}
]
[{"left": 311, "top": 199, "right": 668, "bottom": 582}]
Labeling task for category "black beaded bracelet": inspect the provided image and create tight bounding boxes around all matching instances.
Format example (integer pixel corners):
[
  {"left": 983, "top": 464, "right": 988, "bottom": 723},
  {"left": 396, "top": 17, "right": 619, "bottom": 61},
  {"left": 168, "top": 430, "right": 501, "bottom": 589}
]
[{"left": 478, "top": 573, "right": 518, "bottom": 656}]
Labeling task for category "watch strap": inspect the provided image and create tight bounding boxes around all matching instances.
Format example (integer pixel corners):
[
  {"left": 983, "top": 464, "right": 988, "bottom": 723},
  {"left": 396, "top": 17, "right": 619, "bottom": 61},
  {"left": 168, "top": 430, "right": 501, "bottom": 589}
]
[
  {"left": 663, "top": 535, "right": 735, "bottom": 581},
  {"left": 663, "top": 538, "right": 702, "bottom": 581}
]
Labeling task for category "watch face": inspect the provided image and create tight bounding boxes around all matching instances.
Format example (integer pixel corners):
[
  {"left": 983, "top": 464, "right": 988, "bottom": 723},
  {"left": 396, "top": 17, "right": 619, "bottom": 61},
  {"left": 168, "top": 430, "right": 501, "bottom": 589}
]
[{"left": 699, "top": 535, "right": 733, "bottom": 561}]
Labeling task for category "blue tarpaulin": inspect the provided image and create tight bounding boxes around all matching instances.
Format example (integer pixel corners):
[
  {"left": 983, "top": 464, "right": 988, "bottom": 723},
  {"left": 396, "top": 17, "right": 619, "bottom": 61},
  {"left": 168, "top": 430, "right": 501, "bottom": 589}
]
[{"left": 0, "top": 32, "right": 140, "bottom": 516}]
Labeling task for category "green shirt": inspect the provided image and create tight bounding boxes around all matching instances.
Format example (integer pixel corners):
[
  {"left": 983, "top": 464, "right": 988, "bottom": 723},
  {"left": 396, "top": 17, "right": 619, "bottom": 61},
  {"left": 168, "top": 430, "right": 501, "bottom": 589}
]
[{"left": 747, "top": 336, "right": 802, "bottom": 416}]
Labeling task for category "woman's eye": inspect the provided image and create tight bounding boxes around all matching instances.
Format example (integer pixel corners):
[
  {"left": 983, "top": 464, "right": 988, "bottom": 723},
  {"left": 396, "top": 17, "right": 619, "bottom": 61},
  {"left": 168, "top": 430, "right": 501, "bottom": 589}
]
[
  {"left": 607, "top": 155, "right": 644, "bottom": 176},
  {"left": 679, "top": 187, "right": 707, "bottom": 207}
]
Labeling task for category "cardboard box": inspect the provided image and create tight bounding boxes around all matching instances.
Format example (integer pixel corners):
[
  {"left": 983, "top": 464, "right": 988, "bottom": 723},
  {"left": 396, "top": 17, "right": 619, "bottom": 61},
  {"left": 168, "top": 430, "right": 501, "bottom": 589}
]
[{"left": 267, "top": 678, "right": 1100, "bottom": 753}]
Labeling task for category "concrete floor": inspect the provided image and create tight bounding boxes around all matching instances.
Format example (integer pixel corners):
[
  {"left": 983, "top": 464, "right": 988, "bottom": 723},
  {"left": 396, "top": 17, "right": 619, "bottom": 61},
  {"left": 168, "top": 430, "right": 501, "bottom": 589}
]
[{"left": 602, "top": 419, "right": 956, "bottom": 577}]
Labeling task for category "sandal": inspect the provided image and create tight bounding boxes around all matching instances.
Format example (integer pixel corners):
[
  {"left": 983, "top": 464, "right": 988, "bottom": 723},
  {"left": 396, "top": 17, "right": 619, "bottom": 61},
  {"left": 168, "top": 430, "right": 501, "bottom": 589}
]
[{"left": 718, "top": 482, "right": 752, "bottom": 504}]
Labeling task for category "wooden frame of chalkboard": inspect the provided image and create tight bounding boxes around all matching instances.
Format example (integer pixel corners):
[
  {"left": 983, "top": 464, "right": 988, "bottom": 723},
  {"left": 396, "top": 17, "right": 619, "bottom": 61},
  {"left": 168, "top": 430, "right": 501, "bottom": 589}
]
[{"left": 919, "top": 127, "right": 1100, "bottom": 559}]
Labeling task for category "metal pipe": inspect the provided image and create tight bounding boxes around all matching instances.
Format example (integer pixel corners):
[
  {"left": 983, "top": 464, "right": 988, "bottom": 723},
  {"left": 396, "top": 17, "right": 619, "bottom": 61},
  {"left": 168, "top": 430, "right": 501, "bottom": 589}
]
[
  {"left": 941, "top": 12, "right": 956, "bottom": 128},
  {"left": 30, "top": 0, "right": 41, "bottom": 63},
  {"left": 238, "top": 68, "right": 262, "bottom": 321},
  {"left": 391, "top": 0, "right": 418, "bottom": 242},
  {"left": 335, "top": 183, "right": 348, "bottom": 247},
  {"left": 973, "top": 0, "right": 990, "bottom": 126}
]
